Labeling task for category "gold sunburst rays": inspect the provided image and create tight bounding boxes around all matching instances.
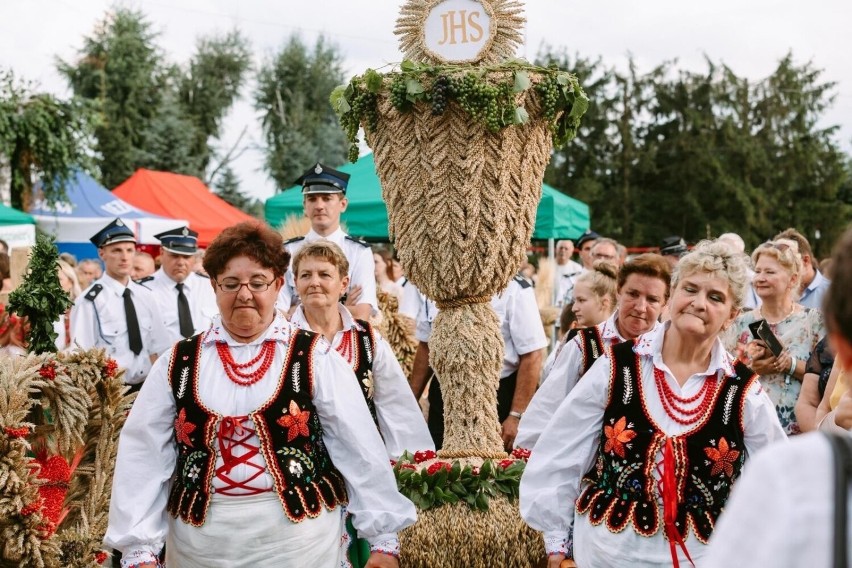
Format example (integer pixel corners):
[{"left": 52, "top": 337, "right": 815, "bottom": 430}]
[{"left": 395, "top": 0, "right": 526, "bottom": 65}]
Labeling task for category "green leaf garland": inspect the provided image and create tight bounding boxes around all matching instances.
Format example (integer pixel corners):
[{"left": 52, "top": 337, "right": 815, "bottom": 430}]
[{"left": 334, "top": 60, "right": 589, "bottom": 162}]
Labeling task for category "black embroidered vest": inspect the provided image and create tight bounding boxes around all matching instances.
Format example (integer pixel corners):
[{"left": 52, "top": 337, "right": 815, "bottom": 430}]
[
  {"left": 575, "top": 325, "right": 605, "bottom": 377},
  {"left": 575, "top": 340, "right": 756, "bottom": 544},
  {"left": 350, "top": 320, "right": 379, "bottom": 428},
  {"left": 166, "top": 330, "right": 348, "bottom": 527}
]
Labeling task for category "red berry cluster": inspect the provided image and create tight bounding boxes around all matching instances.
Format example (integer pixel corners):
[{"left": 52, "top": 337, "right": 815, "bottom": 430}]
[
  {"left": 511, "top": 447, "right": 531, "bottom": 461},
  {"left": 38, "top": 362, "right": 57, "bottom": 380},
  {"left": 498, "top": 459, "right": 515, "bottom": 469},
  {"left": 94, "top": 551, "right": 109, "bottom": 564},
  {"left": 104, "top": 359, "right": 119, "bottom": 378},
  {"left": 5, "top": 426, "right": 30, "bottom": 438}
]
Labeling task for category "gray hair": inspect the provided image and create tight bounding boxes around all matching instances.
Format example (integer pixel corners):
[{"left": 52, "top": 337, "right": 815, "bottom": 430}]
[{"left": 672, "top": 239, "right": 750, "bottom": 310}]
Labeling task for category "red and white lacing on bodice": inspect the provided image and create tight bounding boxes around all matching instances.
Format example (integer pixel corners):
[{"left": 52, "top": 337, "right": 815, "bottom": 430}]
[{"left": 213, "top": 416, "right": 271, "bottom": 496}]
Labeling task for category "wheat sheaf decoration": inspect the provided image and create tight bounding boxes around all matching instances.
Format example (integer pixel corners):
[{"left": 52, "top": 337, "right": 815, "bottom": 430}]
[
  {"left": 0, "top": 350, "right": 132, "bottom": 567},
  {"left": 395, "top": 0, "right": 525, "bottom": 65}
]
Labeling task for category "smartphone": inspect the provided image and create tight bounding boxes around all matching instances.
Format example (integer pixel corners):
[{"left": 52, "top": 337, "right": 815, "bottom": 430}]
[{"left": 748, "top": 319, "right": 785, "bottom": 357}]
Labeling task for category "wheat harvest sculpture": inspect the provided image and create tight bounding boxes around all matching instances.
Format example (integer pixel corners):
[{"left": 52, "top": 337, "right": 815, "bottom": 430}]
[{"left": 332, "top": 1, "right": 588, "bottom": 566}]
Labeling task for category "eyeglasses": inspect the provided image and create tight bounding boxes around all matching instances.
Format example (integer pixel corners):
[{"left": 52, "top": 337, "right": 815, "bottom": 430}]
[{"left": 215, "top": 279, "right": 274, "bottom": 293}]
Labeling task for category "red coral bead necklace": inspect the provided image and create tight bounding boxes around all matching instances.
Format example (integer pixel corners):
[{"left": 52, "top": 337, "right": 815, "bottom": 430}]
[
  {"left": 654, "top": 367, "right": 719, "bottom": 426},
  {"left": 216, "top": 340, "right": 276, "bottom": 387}
]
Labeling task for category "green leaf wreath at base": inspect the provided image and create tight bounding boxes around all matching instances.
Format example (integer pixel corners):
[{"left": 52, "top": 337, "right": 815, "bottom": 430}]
[
  {"left": 394, "top": 448, "right": 531, "bottom": 511},
  {"left": 331, "top": 59, "right": 589, "bottom": 162}
]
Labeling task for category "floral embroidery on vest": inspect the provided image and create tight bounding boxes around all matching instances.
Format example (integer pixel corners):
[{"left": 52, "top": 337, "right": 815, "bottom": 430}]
[
  {"left": 166, "top": 331, "right": 348, "bottom": 527},
  {"left": 575, "top": 339, "right": 756, "bottom": 544}
]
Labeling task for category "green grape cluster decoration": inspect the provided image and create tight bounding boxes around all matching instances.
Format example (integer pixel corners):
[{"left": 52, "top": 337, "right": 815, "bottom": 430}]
[{"left": 330, "top": 60, "right": 589, "bottom": 163}]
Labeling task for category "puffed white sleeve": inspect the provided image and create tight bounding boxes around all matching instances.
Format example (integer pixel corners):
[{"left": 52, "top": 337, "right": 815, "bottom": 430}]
[
  {"left": 103, "top": 348, "right": 178, "bottom": 561},
  {"left": 515, "top": 337, "right": 585, "bottom": 450},
  {"left": 742, "top": 379, "right": 788, "bottom": 454},
  {"left": 311, "top": 347, "right": 416, "bottom": 546},
  {"left": 519, "top": 354, "right": 610, "bottom": 553},
  {"left": 372, "top": 334, "right": 435, "bottom": 458}
]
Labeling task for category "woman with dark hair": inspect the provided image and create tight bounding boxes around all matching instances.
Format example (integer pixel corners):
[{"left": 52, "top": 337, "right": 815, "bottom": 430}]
[
  {"left": 517, "top": 253, "right": 672, "bottom": 450},
  {"left": 521, "top": 240, "right": 785, "bottom": 567},
  {"left": 704, "top": 228, "right": 852, "bottom": 568},
  {"left": 105, "top": 222, "right": 414, "bottom": 568}
]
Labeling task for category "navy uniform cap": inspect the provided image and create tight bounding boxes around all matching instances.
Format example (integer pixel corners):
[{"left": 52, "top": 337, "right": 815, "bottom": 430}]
[
  {"left": 155, "top": 226, "right": 199, "bottom": 256},
  {"left": 91, "top": 218, "right": 136, "bottom": 247},
  {"left": 660, "top": 235, "right": 688, "bottom": 257},
  {"left": 576, "top": 230, "right": 601, "bottom": 249},
  {"left": 294, "top": 162, "right": 350, "bottom": 195}
]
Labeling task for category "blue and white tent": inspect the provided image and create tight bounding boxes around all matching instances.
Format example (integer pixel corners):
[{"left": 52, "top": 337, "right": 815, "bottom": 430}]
[{"left": 31, "top": 170, "right": 187, "bottom": 260}]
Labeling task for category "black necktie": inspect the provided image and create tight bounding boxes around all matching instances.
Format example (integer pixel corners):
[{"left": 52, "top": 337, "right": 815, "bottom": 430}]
[
  {"left": 123, "top": 288, "right": 143, "bottom": 355},
  {"left": 176, "top": 282, "right": 194, "bottom": 338}
]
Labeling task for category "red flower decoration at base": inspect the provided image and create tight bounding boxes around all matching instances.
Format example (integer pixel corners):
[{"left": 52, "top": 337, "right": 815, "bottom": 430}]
[
  {"left": 95, "top": 551, "right": 109, "bottom": 564},
  {"left": 413, "top": 450, "right": 437, "bottom": 463},
  {"left": 498, "top": 459, "right": 515, "bottom": 469},
  {"left": 426, "top": 461, "right": 452, "bottom": 475}
]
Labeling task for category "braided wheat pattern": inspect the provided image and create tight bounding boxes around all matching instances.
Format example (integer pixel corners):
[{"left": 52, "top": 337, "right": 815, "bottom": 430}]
[
  {"left": 400, "top": 495, "right": 543, "bottom": 567},
  {"left": 368, "top": 73, "right": 551, "bottom": 455}
]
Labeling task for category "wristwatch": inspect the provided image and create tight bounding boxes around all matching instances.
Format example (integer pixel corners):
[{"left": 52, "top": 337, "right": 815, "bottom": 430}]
[{"left": 508, "top": 410, "right": 523, "bottom": 420}]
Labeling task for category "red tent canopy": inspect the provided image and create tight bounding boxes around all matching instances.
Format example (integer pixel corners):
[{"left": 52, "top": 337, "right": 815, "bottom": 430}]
[{"left": 113, "top": 169, "right": 256, "bottom": 247}]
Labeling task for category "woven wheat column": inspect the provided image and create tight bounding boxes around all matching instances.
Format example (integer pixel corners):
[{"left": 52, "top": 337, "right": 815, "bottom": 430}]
[
  {"left": 368, "top": 97, "right": 550, "bottom": 456},
  {"left": 335, "top": 1, "right": 587, "bottom": 565}
]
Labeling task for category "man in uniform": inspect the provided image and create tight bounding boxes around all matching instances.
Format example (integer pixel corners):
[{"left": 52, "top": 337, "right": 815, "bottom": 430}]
[
  {"left": 70, "top": 219, "right": 170, "bottom": 390},
  {"left": 278, "top": 162, "right": 377, "bottom": 321},
  {"left": 659, "top": 235, "right": 688, "bottom": 269},
  {"left": 576, "top": 230, "right": 601, "bottom": 270},
  {"left": 149, "top": 226, "right": 219, "bottom": 344},
  {"left": 409, "top": 275, "right": 548, "bottom": 452}
]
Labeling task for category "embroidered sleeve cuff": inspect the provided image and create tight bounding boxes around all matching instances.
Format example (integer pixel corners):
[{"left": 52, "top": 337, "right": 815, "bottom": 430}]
[
  {"left": 120, "top": 549, "right": 161, "bottom": 568},
  {"left": 543, "top": 531, "right": 570, "bottom": 555},
  {"left": 368, "top": 536, "right": 401, "bottom": 558}
]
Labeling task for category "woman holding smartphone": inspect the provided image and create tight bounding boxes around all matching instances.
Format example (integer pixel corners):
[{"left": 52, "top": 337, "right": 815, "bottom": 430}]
[{"left": 723, "top": 241, "right": 825, "bottom": 435}]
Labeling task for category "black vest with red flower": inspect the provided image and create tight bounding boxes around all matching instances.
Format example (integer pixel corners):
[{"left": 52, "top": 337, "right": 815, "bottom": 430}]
[
  {"left": 575, "top": 339, "right": 756, "bottom": 544},
  {"left": 166, "top": 330, "right": 348, "bottom": 527},
  {"left": 339, "top": 320, "right": 378, "bottom": 428}
]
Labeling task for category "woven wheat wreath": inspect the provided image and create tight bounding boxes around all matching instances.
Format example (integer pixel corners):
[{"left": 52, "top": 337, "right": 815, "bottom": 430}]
[{"left": 332, "top": 1, "right": 589, "bottom": 566}]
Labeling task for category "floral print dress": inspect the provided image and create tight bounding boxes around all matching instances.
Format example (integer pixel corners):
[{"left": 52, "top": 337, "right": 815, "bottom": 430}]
[{"left": 723, "top": 307, "right": 825, "bottom": 435}]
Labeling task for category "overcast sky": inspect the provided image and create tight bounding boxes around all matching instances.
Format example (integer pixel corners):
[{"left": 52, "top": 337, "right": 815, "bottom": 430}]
[{"left": 2, "top": 0, "right": 850, "bottom": 202}]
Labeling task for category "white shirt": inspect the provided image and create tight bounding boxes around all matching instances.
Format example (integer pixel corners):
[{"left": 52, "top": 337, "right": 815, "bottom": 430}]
[
  {"left": 70, "top": 273, "right": 171, "bottom": 384},
  {"left": 516, "top": 311, "right": 656, "bottom": 450},
  {"left": 104, "top": 314, "right": 415, "bottom": 560},
  {"left": 519, "top": 323, "right": 786, "bottom": 566},
  {"left": 415, "top": 277, "right": 548, "bottom": 378},
  {"left": 149, "top": 269, "right": 219, "bottom": 344},
  {"left": 279, "top": 228, "right": 378, "bottom": 314},
  {"left": 555, "top": 259, "right": 584, "bottom": 306},
  {"left": 702, "top": 432, "right": 849, "bottom": 568},
  {"left": 396, "top": 277, "right": 422, "bottom": 320},
  {"left": 291, "top": 304, "right": 435, "bottom": 459}
]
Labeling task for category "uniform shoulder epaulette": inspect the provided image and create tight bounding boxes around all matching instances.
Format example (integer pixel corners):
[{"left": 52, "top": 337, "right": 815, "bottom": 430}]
[
  {"left": 284, "top": 236, "right": 306, "bottom": 246},
  {"left": 513, "top": 274, "right": 532, "bottom": 289},
  {"left": 345, "top": 235, "right": 370, "bottom": 248},
  {"left": 134, "top": 275, "right": 155, "bottom": 287},
  {"left": 84, "top": 283, "right": 103, "bottom": 301}
]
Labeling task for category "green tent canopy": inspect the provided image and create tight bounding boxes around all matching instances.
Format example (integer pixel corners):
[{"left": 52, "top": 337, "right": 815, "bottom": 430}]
[
  {"left": 265, "top": 153, "right": 589, "bottom": 241},
  {"left": 0, "top": 203, "right": 35, "bottom": 226}
]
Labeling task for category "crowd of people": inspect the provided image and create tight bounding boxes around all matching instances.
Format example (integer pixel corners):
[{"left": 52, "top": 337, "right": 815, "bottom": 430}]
[{"left": 0, "top": 160, "right": 850, "bottom": 566}]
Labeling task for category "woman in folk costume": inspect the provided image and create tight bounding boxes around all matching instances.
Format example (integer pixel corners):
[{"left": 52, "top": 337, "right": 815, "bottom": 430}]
[
  {"left": 104, "top": 222, "right": 415, "bottom": 568},
  {"left": 520, "top": 240, "right": 787, "bottom": 567},
  {"left": 289, "top": 240, "right": 434, "bottom": 458}
]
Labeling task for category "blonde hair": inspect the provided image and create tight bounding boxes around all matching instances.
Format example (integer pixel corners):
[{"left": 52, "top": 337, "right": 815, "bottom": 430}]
[
  {"left": 752, "top": 241, "right": 802, "bottom": 279},
  {"left": 673, "top": 239, "right": 750, "bottom": 310},
  {"left": 574, "top": 260, "right": 618, "bottom": 309},
  {"left": 292, "top": 240, "right": 350, "bottom": 278},
  {"left": 58, "top": 259, "right": 82, "bottom": 301}
]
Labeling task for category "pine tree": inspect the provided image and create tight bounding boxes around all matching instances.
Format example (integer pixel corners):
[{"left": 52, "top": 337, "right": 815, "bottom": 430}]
[{"left": 8, "top": 234, "right": 73, "bottom": 354}]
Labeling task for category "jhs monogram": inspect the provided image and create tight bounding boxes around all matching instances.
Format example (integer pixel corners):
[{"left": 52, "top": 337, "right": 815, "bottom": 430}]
[{"left": 438, "top": 10, "right": 484, "bottom": 45}]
